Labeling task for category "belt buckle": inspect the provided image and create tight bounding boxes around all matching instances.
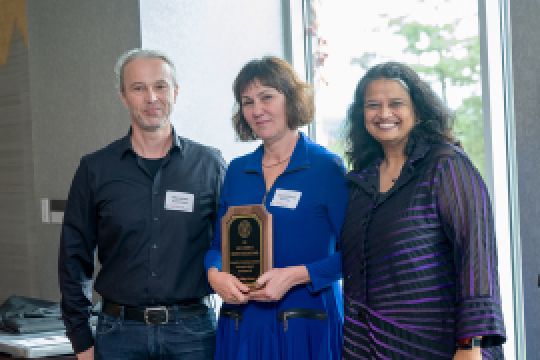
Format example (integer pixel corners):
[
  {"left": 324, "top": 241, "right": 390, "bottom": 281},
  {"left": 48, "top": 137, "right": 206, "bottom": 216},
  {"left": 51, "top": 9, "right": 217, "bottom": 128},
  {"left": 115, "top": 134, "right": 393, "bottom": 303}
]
[{"left": 144, "top": 306, "right": 169, "bottom": 325}]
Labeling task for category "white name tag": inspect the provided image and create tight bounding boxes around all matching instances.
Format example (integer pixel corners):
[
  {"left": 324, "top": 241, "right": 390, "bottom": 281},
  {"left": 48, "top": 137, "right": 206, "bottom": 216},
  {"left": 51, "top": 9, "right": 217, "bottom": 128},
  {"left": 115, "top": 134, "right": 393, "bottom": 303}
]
[
  {"left": 165, "top": 191, "right": 194, "bottom": 212},
  {"left": 270, "top": 189, "right": 302, "bottom": 209}
]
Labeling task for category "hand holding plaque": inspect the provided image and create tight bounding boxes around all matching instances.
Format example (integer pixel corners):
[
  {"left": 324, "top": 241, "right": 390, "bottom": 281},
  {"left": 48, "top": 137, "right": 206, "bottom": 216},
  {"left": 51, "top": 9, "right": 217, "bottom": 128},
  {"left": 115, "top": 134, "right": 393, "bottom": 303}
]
[{"left": 221, "top": 205, "right": 273, "bottom": 288}]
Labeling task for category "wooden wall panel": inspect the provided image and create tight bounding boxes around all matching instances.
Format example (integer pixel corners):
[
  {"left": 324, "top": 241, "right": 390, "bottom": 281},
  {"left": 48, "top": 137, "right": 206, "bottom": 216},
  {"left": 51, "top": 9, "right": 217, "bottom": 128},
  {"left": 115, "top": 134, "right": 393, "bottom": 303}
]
[{"left": 0, "top": 31, "right": 32, "bottom": 303}]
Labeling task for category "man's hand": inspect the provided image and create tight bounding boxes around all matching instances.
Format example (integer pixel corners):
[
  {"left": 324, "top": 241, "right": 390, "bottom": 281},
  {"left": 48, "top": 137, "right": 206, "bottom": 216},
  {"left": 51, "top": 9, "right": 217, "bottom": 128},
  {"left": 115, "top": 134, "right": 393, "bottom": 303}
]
[
  {"left": 207, "top": 267, "right": 250, "bottom": 304},
  {"left": 76, "top": 346, "right": 94, "bottom": 360},
  {"left": 453, "top": 348, "right": 482, "bottom": 360},
  {"left": 249, "top": 266, "right": 310, "bottom": 302}
]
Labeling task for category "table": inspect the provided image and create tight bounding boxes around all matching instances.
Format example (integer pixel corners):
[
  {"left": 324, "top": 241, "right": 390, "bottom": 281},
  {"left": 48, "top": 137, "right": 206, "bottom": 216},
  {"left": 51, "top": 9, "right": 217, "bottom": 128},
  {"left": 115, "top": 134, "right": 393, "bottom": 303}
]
[
  {"left": 0, "top": 355, "right": 74, "bottom": 359},
  {"left": 0, "top": 331, "right": 73, "bottom": 359}
]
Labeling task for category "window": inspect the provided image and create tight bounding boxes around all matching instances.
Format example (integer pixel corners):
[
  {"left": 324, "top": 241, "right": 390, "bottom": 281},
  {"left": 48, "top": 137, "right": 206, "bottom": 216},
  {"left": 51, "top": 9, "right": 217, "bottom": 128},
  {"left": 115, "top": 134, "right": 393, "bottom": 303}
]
[
  {"left": 305, "top": 0, "right": 485, "bottom": 175},
  {"left": 287, "top": 0, "right": 522, "bottom": 358}
]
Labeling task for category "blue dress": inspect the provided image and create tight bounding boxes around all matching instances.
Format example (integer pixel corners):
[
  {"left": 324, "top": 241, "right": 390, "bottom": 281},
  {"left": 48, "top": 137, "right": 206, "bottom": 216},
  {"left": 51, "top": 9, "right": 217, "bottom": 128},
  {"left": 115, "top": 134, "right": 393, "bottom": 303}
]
[{"left": 205, "top": 132, "right": 348, "bottom": 360}]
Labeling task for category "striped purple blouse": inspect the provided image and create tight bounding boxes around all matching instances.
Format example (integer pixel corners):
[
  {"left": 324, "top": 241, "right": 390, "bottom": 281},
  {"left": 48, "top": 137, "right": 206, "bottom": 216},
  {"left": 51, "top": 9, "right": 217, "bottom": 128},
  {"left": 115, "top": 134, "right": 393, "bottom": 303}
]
[{"left": 342, "top": 142, "right": 506, "bottom": 359}]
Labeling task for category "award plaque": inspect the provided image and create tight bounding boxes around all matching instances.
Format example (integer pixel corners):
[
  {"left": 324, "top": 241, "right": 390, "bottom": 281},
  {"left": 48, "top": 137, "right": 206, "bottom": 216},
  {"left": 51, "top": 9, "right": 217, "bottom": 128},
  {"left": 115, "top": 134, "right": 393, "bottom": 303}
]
[{"left": 222, "top": 205, "right": 273, "bottom": 288}]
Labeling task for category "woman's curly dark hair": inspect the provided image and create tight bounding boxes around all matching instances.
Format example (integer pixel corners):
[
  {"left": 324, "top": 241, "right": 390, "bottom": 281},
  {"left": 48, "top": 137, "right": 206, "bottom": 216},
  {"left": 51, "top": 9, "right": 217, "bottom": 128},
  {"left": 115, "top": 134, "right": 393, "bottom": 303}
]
[
  {"left": 232, "top": 56, "right": 314, "bottom": 141},
  {"left": 345, "top": 61, "right": 458, "bottom": 170}
]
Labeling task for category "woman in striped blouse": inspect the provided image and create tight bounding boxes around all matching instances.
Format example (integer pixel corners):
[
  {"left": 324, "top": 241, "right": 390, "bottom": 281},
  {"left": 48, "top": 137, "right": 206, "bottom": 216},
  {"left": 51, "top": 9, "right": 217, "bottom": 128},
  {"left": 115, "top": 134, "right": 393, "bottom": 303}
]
[{"left": 341, "top": 62, "right": 506, "bottom": 359}]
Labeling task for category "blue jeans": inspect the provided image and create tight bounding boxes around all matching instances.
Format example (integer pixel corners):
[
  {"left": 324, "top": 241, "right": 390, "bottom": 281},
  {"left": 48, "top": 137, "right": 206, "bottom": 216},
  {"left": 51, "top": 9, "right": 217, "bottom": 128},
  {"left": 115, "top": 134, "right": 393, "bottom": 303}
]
[{"left": 94, "top": 305, "right": 216, "bottom": 360}]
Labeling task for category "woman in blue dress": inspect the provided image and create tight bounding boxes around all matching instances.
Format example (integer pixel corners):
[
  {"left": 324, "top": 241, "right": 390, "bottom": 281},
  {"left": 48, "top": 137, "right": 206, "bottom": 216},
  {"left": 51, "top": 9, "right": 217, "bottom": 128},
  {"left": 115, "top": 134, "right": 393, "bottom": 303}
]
[{"left": 204, "top": 56, "right": 348, "bottom": 359}]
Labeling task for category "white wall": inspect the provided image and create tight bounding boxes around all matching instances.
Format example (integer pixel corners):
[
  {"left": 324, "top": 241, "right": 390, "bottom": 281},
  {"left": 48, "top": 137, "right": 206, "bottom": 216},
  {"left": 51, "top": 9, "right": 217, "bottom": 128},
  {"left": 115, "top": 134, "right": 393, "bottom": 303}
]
[{"left": 140, "top": 0, "right": 286, "bottom": 162}]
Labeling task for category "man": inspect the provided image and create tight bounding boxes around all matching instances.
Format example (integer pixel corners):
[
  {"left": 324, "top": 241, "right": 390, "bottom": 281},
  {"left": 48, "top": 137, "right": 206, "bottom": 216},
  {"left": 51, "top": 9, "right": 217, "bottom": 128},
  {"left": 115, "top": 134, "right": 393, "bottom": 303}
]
[{"left": 59, "top": 48, "right": 225, "bottom": 359}]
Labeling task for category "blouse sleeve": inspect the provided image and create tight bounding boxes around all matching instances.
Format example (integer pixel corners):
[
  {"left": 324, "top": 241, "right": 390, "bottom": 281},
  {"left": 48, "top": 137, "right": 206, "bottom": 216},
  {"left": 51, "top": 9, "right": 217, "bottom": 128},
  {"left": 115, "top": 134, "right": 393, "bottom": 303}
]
[
  {"left": 305, "top": 156, "right": 349, "bottom": 293},
  {"left": 435, "top": 152, "right": 506, "bottom": 347}
]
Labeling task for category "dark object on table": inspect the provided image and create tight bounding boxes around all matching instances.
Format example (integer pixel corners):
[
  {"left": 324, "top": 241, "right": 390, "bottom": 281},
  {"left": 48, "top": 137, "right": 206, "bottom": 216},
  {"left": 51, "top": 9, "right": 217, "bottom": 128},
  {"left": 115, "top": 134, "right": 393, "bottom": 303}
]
[{"left": 0, "top": 296, "right": 64, "bottom": 334}]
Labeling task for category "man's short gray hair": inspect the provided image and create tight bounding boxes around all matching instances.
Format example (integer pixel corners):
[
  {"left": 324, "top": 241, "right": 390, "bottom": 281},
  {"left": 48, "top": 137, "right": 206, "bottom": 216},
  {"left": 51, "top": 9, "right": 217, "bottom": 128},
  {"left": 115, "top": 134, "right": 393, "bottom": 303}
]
[{"left": 114, "top": 48, "right": 177, "bottom": 93}]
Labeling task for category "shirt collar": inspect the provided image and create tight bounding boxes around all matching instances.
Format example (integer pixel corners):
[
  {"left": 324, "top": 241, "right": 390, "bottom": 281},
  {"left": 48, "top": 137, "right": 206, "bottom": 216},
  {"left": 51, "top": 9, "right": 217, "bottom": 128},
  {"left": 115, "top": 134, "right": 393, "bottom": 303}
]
[
  {"left": 118, "top": 126, "right": 182, "bottom": 159},
  {"left": 406, "top": 138, "right": 431, "bottom": 165},
  {"left": 243, "top": 131, "right": 311, "bottom": 174},
  {"left": 346, "top": 138, "right": 432, "bottom": 189}
]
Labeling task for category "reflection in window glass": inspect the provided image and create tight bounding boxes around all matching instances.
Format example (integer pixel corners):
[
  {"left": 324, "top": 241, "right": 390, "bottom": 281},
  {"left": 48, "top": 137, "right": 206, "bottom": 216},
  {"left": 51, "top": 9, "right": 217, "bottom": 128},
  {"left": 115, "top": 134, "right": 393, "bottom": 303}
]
[{"left": 308, "top": 0, "right": 485, "bottom": 176}]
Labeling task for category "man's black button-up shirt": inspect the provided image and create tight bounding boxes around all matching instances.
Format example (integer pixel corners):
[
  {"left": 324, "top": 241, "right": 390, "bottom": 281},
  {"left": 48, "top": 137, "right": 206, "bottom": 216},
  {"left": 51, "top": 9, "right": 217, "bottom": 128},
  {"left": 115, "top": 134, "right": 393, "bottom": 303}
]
[{"left": 59, "top": 130, "right": 226, "bottom": 353}]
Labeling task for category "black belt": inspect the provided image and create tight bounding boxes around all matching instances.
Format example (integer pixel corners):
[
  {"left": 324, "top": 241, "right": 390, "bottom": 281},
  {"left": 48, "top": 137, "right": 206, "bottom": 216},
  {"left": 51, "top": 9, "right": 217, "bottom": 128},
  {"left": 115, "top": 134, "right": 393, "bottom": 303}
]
[
  {"left": 220, "top": 308, "right": 327, "bottom": 332},
  {"left": 277, "top": 308, "right": 327, "bottom": 332},
  {"left": 102, "top": 299, "right": 206, "bottom": 325},
  {"left": 220, "top": 309, "right": 242, "bottom": 330}
]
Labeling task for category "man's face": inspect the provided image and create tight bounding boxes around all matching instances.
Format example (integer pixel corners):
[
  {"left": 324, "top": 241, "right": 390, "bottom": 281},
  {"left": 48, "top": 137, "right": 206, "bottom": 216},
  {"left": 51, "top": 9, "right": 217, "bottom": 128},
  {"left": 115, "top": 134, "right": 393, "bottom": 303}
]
[{"left": 120, "top": 57, "right": 178, "bottom": 132}]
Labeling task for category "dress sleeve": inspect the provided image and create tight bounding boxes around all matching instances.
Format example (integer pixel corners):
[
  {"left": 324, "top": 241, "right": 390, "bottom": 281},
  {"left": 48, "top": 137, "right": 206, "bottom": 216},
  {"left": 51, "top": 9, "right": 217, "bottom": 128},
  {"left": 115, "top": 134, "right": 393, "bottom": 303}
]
[
  {"left": 58, "top": 157, "right": 97, "bottom": 354},
  {"left": 305, "top": 157, "right": 348, "bottom": 293},
  {"left": 209, "top": 151, "right": 227, "bottom": 244},
  {"left": 435, "top": 153, "right": 506, "bottom": 347}
]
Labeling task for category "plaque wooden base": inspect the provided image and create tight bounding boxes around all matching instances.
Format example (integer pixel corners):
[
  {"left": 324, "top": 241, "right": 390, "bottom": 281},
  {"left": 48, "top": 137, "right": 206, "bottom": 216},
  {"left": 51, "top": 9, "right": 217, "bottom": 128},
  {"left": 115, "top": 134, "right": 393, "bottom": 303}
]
[{"left": 221, "top": 205, "right": 273, "bottom": 288}]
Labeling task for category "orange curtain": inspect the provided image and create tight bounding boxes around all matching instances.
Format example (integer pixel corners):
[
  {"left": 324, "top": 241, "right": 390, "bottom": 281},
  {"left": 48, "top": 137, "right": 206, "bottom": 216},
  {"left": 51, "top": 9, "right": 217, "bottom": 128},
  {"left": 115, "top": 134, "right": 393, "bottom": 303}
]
[{"left": 0, "top": 0, "right": 28, "bottom": 65}]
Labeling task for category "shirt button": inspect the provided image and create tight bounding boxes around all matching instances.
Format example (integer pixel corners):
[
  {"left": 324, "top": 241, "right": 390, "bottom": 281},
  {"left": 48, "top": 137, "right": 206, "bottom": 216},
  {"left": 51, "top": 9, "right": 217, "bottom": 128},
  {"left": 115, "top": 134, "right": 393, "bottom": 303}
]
[
  {"left": 152, "top": 244, "right": 158, "bottom": 249},
  {"left": 153, "top": 217, "right": 159, "bottom": 221},
  {"left": 151, "top": 272, "right": 157, "bottom": 277}
]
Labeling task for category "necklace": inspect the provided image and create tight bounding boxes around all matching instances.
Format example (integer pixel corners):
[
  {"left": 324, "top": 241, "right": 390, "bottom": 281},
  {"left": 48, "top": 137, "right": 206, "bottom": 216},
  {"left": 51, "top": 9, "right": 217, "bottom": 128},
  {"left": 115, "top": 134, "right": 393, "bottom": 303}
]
[{"left": 262, "top": 156, "right": 291, "bottom": 168}]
